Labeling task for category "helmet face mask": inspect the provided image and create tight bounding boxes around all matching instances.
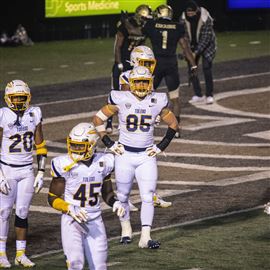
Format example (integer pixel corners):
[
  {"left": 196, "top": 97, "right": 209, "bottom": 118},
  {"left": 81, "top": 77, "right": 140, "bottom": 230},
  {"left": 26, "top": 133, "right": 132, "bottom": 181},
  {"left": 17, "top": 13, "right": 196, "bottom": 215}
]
[
  {"left": 5, "top": 80, "right": 31, "bottom": 112},
  {"left": 67, "top": 123, "right": 99, "bottom": 162},
  {"left": 155, "top": 4, "right": 173, "bottom": 20},
  {"left": 130, "top": 46, "right": 156, "bottom": 74},
  {"left": 129, "top": 66, "right": 153, "bottom": 98}
]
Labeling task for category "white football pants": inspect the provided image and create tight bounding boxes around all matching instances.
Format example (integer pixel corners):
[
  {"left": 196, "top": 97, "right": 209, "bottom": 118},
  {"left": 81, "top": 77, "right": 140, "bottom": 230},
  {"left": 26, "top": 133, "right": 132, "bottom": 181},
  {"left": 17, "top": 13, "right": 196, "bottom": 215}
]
[
  {"left": 61, "top": 214, "right": 107, "bottom": 270},
  {"left": 115, "top": 151, "right": 157, "bottom": 226},
  {"left": 0, "top": 164, "right": 34, "bottom": 239}
]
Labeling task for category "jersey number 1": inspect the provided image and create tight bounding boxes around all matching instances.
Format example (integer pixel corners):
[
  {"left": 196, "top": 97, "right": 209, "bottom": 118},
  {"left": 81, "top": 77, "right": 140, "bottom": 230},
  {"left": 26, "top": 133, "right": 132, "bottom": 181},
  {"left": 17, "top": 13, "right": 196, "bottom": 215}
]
[{"left": 162, "top": 30, "right": 168, "bottom": 49}]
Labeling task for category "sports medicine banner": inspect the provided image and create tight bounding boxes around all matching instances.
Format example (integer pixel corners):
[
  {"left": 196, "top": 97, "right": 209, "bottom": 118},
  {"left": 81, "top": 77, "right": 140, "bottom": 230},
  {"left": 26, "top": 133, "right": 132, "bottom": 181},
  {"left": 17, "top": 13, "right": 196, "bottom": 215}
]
[{"left": 45, "top": 0, "right": 166, "bottom": 18}]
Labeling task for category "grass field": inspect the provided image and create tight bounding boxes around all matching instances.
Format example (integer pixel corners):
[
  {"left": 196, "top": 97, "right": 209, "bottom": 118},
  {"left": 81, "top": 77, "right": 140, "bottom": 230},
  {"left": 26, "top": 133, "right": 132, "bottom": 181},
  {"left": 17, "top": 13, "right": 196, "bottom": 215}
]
[
  {"left": 0, "top": 31, "right": 269, "bottom": 89},
  {"left": 24, "top": 209, "right": 270, "bottom": 270}
]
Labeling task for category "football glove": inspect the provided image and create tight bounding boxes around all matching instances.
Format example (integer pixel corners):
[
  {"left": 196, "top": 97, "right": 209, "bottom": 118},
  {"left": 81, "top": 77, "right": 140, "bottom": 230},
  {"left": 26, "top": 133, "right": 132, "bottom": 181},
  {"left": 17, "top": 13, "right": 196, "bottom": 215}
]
[
  {"left": 109, "top": 142, "right": 125, "bottom": 156},
  {"left": 33, "top": 170, "right": 44, "bottom": 194},
  {"left": 146, "top": 145, "right": 161, "bottom": 157},
  {"left": 67, "top": 204, "right": 88, "bottom": 223},
  {"left": 0, "top": 178, "right": 11, "bottom": 195},
  {"left": 112, "top": 201, "right": 125, "bottom": 217}
]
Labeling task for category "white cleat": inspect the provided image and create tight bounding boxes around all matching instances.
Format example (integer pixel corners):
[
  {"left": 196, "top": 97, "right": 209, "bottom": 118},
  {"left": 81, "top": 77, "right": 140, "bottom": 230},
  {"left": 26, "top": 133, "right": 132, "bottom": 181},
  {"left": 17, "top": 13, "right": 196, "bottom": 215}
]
[
  {"left": 264, "top": 202, "right": 270, "bottom": 215},
  {"left": 189, "top": 95, "right": 205, "bottom": 104},
  {"left": 0, "top": 255, "right": 11, "bottom": 268},
  {"left": 206, "top": 96, "right": 214, "bottom": 104},
  {"left": 153, "top": 194, "right": 172, "bottom": 208},
  {"left": 15, "top": 254, "right": 35, "bottom": 268},
  {"left": 128, "top": 200, "right": 139, "bottom": 212}
]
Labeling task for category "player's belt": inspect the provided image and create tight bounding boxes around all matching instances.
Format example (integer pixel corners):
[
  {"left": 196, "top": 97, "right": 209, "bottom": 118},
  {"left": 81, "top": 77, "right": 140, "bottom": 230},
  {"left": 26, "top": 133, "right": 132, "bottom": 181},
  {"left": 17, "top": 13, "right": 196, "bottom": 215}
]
[
  {"left": 0, "top": 160, "right": 32, "bottom": 168},
  {"left": 122, "top": 144, "right": 147, "bottom": 152}
]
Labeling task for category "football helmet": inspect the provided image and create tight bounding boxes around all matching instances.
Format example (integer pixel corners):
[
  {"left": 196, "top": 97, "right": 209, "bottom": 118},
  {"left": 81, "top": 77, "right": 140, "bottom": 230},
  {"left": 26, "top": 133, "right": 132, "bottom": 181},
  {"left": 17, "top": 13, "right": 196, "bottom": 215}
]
[
  {"left": 130, "top": 46, "right": 156, "bottom": 74},
  {"left": 129, "top": 66, "right": 153, "bottom": 98},
  {"left": 4, "top": 80, "right": 31, "bottom": 111},
  {"left": 154, "top": 4, "right": 173, "bottom": 20},
  {"left": 134, "top": 4, "right": 152, "bottom": 25},
  {"left": 67, "top": 122, "right": 99, "bottom": 162}
]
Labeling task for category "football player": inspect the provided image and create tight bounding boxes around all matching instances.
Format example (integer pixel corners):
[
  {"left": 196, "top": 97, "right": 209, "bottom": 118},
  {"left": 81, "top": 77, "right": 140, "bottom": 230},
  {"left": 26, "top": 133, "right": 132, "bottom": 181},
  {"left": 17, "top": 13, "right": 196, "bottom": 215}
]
[
  {"left": 93, "top": 66, "right": 178, "bottom": 249},
  {"left": 122, "top": 4, "right": 198, "bottom": 138},
  {"left": 0, "top": 80, "right": 47, "bottom": 268},
  {"left": 107, "top": 4, "right": 152, "bottom": 133},
  {"left": 48, "top": 122, "right": 125, "bottom": 270},
  {"left": 119, "top": 45, "right": 173, "bottom": 209}
]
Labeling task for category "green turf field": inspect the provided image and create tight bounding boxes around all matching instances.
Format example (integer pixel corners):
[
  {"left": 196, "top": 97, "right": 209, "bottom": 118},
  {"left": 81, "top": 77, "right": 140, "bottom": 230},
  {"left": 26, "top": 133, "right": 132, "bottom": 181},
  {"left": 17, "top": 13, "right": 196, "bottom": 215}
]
[
  {"left": 23, "top": 209, "right": 269, "bottom": 270},
  {"left": 0, "top": 31, "right": 269, "bottom": 89}
]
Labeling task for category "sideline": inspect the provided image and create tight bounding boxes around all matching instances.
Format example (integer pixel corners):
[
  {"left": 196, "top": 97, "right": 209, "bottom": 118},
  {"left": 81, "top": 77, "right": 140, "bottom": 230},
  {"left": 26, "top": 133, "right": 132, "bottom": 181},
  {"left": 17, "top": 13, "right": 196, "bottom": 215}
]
[{"left": 30, "top": 205, "right": 264, "bottom": 259}]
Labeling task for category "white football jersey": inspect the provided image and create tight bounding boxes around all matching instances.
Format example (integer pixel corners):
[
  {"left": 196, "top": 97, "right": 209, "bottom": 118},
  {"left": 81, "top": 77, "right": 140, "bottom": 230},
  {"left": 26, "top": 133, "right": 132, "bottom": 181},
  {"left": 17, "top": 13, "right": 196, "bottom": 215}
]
[
  {"left": 51, "top": 152, "right": 114, "bottom": 220},
  {"left": 119, "top": 70, "right": 131, "bottom": 89},
  {"left": 108, "top": 90, "right": 168, "bottom": 148},
  {"left": 0, "top": 107, "right": 42, "bottom": 165}
]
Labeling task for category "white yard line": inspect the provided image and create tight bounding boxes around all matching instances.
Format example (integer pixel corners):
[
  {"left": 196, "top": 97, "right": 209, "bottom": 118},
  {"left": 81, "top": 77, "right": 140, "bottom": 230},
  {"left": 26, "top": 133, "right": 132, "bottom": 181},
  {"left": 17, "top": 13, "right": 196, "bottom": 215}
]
[
  {"left": 192, "top": 86, "right": 270, "bottom": 119},
  {"left": 33, "top": 72, "right": 270, "bottom": 107},
  {"left": 157, "top": 161, "right": 270, "bottom": 171}
]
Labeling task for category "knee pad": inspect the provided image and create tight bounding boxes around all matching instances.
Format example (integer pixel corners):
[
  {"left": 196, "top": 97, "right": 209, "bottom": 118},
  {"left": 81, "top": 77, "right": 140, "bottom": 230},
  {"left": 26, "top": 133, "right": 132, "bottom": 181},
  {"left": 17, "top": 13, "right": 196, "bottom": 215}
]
[
  {"left": 15, "top": 215, "right": 28, "bottom": 228},
  {"left": 16, "top": 206, "right": 28, "bottom": 219},
  {"left": 117, "top": 192, "right": 129, "bottom": 203},
  {"left": 0, "top": 207, "right": 12, "bottom": 220},
  {"left": 141, "top": 192, "right": 153, "bottom": 204}
]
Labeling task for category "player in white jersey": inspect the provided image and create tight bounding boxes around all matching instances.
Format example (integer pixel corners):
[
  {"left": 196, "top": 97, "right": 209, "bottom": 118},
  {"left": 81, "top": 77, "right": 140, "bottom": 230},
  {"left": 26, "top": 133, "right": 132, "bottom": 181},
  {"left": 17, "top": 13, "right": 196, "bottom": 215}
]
[
  {"left": 93, "top": 66, "right": 178, "bottom": 249},
  {"left": 48, "top": 122, "right": 125, "bottom": 270},
  {"left": 0, "top": 80, "right": 47, "bottom": 268},
  {"left": 119, "top": 45, "right": 172, "bottom": 210}
]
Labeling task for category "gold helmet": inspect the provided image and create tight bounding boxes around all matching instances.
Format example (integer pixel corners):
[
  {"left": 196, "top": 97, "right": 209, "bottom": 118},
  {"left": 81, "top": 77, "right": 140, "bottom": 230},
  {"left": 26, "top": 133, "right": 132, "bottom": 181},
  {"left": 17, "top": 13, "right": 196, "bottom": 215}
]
[
  {"left": 134, "top": 4, "right": 152, "bottom": 25},
  {"left": 67, "top": 122, "right": 99, "bottom": 162},
  {"left": 4, "top": 80, "right": 31, "bottom": 111},
  {"left": 130, "top": 45, "right": 156, "bottom": 74},
  {"left": 129, "top": 66, "right": 153, "bottom": 98},
  {"left": 155, "top": 4, "right": 173, "bottom": 20}
]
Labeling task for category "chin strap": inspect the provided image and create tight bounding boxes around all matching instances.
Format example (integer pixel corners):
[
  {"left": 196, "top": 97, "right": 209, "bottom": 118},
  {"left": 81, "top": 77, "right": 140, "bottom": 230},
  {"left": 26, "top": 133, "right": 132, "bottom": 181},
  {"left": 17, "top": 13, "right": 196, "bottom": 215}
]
[{"left": 63, "top": 160, "right": 78, "bottom": 172}]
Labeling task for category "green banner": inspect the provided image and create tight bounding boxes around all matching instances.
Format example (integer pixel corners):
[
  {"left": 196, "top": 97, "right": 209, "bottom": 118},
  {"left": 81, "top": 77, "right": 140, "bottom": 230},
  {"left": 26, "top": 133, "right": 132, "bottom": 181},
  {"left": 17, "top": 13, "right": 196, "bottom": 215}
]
[{"left": 45, "top": 0, "right": 166, "bottom": 18}]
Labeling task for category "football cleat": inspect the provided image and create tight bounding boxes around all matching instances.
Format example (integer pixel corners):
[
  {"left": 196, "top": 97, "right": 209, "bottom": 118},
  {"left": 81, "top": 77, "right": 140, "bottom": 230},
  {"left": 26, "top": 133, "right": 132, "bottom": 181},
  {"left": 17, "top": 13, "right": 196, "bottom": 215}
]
[
  {"left": 128, "top": 200, "right": 139, "bottom": 212},
  {"left": 0, "top": 253, "right": 11, "bottom": 268},
  {"left": 15, "top": 254, "right": 35, "bottom": 268},
  {"left": 139, "top": 239, "right": 160, "bottom": 249},
  {"left": 120, "top": 236, "right": 132, "bottom": 245},
  {"left": 153, "top": 194, "right": 172, "bottom": 208}
]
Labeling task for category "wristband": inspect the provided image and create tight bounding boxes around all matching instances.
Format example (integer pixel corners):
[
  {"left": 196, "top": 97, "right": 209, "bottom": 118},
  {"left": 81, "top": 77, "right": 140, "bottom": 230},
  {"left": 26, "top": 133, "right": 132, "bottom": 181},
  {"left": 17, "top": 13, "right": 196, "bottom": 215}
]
[
  {"left": 102, "top": 135, "right": 115, "bottom": 148},
  {"left": 157, "top": 127, "right": 176, "bottom": 151},
  {"left": 191, "top": 65, "right": 197, "bottom": 70}
]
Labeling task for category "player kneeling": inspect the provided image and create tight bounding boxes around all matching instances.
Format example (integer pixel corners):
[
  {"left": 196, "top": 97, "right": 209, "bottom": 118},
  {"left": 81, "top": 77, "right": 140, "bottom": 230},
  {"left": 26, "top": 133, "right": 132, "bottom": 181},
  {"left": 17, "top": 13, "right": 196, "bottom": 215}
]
[{"left": 48, "top": 122, "right": 125, "bottom": 270}]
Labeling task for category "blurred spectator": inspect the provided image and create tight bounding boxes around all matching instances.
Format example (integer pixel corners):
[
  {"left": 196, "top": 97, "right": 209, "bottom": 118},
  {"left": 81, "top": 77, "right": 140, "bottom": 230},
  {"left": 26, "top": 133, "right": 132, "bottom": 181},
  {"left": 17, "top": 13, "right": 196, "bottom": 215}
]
[
  {"left": 0, "top": 25, "right": 33, "bottom": 47},
  {"left": 181, "top": 0, "right": 216, "bottom": 104}
]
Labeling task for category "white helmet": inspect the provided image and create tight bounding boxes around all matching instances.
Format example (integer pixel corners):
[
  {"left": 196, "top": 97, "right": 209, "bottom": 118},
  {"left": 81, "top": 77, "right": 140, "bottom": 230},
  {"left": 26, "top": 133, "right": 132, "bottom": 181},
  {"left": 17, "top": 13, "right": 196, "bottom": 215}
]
[
  {"left": 5, "top": 80, "right": 31, "bottom": 111},
  {"left": 129, "top": 66, "right": 153, "bottom": 98},
  {"left": 67, "top": 122, "right": 99, "bottom": 162},
  {"left": 130, "top": 45, "right": 156, "bottom": 73}
]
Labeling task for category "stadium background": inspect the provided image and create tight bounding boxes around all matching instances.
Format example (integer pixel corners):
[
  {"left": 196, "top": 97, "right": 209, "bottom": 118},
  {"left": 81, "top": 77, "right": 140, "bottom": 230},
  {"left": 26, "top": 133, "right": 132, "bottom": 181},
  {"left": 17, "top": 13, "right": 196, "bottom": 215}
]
[
  {"left": 0, "top": 1, "right": 270, "bottom": 269},
  {"left": 1, "top": 0, "right": 270, "bottom": 41}
]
